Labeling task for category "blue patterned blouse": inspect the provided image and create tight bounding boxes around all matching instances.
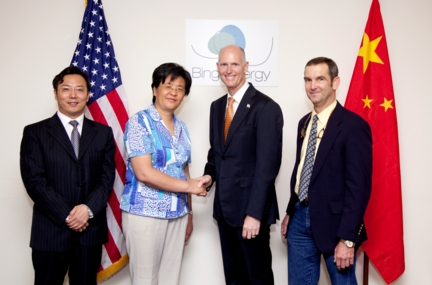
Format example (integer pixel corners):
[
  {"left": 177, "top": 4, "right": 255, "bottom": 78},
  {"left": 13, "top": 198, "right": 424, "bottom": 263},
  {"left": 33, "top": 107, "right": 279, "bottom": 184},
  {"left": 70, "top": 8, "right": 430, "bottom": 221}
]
[{"left": 120, "top": 104, "right": 191, "bottom": 219}]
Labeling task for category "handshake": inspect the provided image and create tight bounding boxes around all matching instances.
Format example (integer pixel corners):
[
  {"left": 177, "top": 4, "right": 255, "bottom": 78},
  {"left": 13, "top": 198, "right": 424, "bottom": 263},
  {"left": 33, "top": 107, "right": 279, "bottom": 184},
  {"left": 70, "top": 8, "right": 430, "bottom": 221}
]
[{"left": 187, "top": 175, "right": 213, "bottom": 197}]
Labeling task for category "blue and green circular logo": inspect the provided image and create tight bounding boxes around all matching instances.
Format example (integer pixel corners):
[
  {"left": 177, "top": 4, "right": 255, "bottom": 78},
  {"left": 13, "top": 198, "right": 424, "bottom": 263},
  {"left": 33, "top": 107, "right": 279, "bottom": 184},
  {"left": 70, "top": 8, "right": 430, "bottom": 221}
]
[{"left": 207, "top": 25, "right": 246, "bottom": 55}]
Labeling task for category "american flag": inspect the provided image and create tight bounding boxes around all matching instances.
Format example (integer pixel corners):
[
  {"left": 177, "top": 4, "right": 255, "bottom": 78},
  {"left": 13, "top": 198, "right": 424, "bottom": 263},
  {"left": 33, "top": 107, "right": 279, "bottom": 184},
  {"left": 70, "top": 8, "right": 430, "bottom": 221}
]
[{"left": 70, "top": 0, "right": 129, "bottom": 281}]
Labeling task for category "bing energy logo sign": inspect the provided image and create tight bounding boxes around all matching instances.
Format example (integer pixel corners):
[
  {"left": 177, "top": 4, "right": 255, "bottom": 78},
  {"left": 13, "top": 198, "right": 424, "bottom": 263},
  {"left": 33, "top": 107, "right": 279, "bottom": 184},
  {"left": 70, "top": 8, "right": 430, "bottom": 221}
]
[{"left": 186, "top": 20, "right": 279, "bottom": 86}]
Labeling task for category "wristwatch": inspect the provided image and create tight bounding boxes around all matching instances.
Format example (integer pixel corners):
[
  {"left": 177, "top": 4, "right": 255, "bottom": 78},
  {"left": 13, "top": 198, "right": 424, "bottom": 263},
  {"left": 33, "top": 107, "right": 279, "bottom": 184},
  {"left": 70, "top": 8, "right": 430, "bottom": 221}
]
[
  {"left": 85, "top": 205, "right": 94, "bottom": 219},
  {"left": 188, "top": 210, "right": 193, "bottom": 215},
  {"left": 340, "top": 239, "right": 355, "bottom": 248}
]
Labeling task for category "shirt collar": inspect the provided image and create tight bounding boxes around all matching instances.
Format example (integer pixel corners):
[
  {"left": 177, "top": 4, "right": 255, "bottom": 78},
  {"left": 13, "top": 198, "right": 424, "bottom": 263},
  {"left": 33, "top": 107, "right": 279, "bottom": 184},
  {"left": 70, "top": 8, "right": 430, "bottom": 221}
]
[
  {"left": 57, "top": 111, "right": 85, "bottom": 127},
  {"left": 227, "top": 81, "right": 249, "bottom": 103},
  {"left": 146, "top": 103, "right": 181, "bottom": 138},
  {"left": 147, "top": 103, "right": 164, "bottom": 122},
  {"left": 312, "top": 100, "right": 337, "bottom": 125}
]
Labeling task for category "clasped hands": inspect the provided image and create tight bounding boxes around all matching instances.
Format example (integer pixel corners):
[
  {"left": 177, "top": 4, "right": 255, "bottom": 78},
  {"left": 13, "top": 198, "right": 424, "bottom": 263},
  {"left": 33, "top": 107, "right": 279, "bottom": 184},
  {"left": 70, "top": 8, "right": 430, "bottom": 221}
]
[
  {"left": 65, "top": 204, "right": 89, "bottom": 232},
  {"left": 188, "top": 175, "right": 212, "bottom": 197}
]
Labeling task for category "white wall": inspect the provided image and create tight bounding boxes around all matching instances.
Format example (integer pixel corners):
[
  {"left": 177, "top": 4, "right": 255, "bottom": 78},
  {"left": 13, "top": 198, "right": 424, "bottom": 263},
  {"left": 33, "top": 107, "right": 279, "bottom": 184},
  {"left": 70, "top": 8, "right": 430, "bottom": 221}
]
[{"left": 1, "top": 0, "right": 431, "bottom": 284}]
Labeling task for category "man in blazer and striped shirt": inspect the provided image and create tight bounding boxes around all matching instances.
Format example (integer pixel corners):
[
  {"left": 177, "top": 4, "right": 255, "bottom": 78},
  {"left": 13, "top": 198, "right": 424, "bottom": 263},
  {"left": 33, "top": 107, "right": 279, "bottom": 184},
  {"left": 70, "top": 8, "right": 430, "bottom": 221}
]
[{"left": 20, "top": 66, "right": 115, "bottom": 285}]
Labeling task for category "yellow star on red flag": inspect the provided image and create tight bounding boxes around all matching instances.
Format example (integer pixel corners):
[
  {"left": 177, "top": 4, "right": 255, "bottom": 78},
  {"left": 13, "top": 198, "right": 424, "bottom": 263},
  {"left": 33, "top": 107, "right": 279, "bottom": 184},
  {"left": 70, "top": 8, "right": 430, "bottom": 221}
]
[
  {"left": 358, "top": 33, "right": 384, "bottom": 73},
  {"left": 380, "top": 97, "right": 394, "bottom": 112},
  {"left": 362, "top": 95, "right": 373, "bottom": 108}
]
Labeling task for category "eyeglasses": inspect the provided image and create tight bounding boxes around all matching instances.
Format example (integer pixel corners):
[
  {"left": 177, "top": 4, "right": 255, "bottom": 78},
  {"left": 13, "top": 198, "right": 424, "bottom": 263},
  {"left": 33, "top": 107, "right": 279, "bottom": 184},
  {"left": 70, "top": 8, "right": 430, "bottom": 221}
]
[
  {"left": 301, "top": 127, "right": 325, "bottom": 140},
  {"left": 58, "top": 86, "right": 87, "bottom": 96},
  {"left": 163, "top": 84, "right": 185, "bottom": 95},
  {"left": 317, "top": 128, "right": 325, "bottom": 140},
  {"left": 300, "top": 114, "right": 326, "bottom": 140}
]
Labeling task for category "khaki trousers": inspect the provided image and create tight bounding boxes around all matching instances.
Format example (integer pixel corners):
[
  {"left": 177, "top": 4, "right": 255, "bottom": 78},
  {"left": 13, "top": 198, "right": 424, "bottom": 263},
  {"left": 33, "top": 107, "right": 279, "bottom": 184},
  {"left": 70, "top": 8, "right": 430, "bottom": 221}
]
[{"left": 123, "top": 212, "right": 188, "bottom": 285}]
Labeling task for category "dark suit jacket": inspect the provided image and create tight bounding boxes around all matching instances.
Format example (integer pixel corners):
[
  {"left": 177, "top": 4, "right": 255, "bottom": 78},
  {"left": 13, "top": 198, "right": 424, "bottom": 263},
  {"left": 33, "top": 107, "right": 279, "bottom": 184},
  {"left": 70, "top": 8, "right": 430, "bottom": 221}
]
[
  {"left": 286, "top": 102, "right": 372, "bottom": 254},
  {"left": 20, "top": 113, "right": 115, "bottom": 251},
  {"left": 204, "top": 83, "right": 283, "bottom": 227}
]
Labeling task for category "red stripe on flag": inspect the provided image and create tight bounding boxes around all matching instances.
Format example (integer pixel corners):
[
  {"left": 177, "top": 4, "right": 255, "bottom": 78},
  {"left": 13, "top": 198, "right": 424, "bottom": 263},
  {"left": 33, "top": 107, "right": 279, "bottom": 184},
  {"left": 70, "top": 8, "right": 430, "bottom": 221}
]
[
  {"left": 106, "top": 90, "right": 128, "bottom": 132},
  {"left": 105, "top": 227, "right": 122, "bottom": 264},
  {"left": 87, "top": 102, "right": 126, "bottom": 184},
  {"left": 108, "top": 189, "right": 122, "bottom": 230},
  {"left": 87, "top": 101, "right": 126, "bottom": 243},
  {"left": 87, "top": 102, "right": 108, "bottom": 126},
  {"left": 113, "top": 141, "right": 126, "bottom": 185}
]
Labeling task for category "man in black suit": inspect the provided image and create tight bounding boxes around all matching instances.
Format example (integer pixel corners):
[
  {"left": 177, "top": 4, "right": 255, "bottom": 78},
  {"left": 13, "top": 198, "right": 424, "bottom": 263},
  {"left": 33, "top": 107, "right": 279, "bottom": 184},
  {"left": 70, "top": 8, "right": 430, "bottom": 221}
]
[
  {"left": 281, "top": 57, "right": 372, "bottom": 285},
  {"left": 199, "top": 45, "right": 283, "bottom": 285},
  {"left": 20, "top": 66, "right": 115, "bottom": 285}
]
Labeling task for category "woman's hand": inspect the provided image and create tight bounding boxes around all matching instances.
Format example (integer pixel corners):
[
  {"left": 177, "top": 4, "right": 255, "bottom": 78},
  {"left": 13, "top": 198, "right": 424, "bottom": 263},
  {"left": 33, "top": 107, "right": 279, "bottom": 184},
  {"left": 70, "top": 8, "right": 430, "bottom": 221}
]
[{"left": 187, "top": 178, "right": 207, "bottom": 196}]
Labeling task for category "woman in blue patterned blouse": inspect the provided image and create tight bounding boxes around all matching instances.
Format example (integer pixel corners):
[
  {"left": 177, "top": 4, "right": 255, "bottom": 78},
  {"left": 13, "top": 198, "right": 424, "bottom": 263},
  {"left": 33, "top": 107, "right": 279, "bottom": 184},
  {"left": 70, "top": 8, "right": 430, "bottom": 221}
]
[{"left": 121, "top": 63, "right": 206, "bottom": 285}]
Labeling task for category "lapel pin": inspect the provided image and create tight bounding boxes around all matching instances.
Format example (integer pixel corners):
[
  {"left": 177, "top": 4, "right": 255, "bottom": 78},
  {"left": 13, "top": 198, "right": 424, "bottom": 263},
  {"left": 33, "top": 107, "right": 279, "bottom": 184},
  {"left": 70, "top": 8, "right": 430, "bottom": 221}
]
[{"left": 246, "top": 104, "right": 250, "bottom": 108}]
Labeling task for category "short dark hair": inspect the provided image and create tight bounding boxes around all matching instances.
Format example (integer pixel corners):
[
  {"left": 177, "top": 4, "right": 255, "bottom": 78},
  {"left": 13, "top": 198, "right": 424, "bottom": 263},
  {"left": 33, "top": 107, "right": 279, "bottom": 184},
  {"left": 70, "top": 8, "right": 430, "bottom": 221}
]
[
  {"left": 52, "top": 66, "right": 91, "bottom": 91},
  {"left": 151, "top": 63, "right": 192, "bottom": 103},
  {"left": 305, "top": 57, "right": 339, "bottom": 82}
]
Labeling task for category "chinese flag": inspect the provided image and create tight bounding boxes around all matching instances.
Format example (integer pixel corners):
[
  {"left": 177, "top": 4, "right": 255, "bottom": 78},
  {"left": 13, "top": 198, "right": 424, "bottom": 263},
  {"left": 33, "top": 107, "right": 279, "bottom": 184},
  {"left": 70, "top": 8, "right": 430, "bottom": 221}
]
[{"left": 344, "top": 0, "right": 405, "bottom": 284}]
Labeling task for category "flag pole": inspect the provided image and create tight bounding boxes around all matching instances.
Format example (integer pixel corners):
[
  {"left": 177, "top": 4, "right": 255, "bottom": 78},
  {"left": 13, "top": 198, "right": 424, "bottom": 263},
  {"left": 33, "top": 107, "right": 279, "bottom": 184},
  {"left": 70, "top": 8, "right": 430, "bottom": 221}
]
[{"left": 363, "top": 252, "right": 369, "bottom": 285}]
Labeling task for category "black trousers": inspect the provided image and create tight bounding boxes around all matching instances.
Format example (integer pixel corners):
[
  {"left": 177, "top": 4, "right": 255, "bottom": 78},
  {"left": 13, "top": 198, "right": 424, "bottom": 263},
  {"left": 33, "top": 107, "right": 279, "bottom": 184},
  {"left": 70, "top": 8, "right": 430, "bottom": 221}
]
[
  {"left": 217, "top": 216, "right": 274, "bottom": 285},
  {"left": 32, "top": 244, "right": 102, "bottom": 285}
]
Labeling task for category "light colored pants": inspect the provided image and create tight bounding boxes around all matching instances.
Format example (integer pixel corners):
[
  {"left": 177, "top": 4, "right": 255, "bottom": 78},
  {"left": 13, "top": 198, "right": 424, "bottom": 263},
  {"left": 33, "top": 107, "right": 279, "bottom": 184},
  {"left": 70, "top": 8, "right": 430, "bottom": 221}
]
[{"left": 122, "top": 212, "right": 188, "bottom": 285}]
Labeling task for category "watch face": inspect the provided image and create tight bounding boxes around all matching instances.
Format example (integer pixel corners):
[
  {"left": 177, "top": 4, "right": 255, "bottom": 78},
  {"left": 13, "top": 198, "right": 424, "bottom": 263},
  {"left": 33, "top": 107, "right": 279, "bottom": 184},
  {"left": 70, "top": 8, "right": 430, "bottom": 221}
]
[{"left": 345, "top": 241, "right": 354, "bottom": 247}]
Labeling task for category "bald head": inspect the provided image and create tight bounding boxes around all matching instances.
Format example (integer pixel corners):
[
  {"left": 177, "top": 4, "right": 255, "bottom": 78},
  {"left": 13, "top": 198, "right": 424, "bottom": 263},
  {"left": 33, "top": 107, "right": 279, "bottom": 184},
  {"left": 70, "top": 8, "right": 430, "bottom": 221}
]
[
  {"left": 218, "top": 45, "right": 246, "bottom": 64},
  {"left": 216, "top": 44, "right": 249, "bottom": 95}
]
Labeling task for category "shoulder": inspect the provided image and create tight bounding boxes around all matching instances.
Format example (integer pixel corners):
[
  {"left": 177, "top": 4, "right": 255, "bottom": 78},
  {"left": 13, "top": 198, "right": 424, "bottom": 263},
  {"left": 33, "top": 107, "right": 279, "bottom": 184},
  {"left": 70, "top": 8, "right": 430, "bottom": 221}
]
[
  {"left": 243, "top": 85, "right": 279, "bottom": 109},
  {"left": 84, "top": 117, "right": 113, "bottom": 138},
  {"left": 249, "top": 87, "right": 281, "bottom": 111},
  {"left": 299, "top": 112, "right": 311, "bottom": 123},
  {"left": 84, "top": 117, "right": 110, "bottom": 129},
  {"left": 130, "top": 108, "right": 151, "bottom": 119},
  {"left": 176, "top": 116, "right": 188, "bottom": 128},
  {"left": 24, "top": 117, "right": 50, "bottom": 128},
  {"left": 127, "top": 109, "right": 152, "bottom": 127},
  {"left": 339, "top": 105, "right": 370, "bottom": 128},
  {"left": 23, "top": 115, "right": 56, "bottom": 133},
  {"left": 209, "top": 95, "right": 227, "bottom": 113},
  {"left": 212, "top": 94, "right": 227, "bottom": 105},
  {"left": 255, "top": 90, "right": 276, "bottom": 103}
]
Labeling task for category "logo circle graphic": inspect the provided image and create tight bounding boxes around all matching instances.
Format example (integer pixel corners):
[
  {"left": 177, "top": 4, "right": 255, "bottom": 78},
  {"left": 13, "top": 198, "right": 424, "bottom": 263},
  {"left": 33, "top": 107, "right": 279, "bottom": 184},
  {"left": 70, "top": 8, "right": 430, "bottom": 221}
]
[{"left": 207, "top": 25, "right": 246, "bottom": 55}]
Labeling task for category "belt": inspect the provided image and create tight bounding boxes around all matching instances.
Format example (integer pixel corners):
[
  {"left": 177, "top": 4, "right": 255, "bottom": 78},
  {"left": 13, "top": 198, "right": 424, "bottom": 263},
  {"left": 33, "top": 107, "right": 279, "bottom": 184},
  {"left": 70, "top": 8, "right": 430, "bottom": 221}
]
[{"left": 300, "top": 197, "right": 309, "bottom": 206}]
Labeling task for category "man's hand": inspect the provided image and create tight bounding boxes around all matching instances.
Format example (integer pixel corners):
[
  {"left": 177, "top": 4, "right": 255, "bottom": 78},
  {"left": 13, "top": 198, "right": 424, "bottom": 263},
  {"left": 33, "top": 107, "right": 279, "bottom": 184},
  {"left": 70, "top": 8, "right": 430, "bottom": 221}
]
[
  {"left": 185, "top": 213, "right": 193, "bottom": 242},
  {"left": 334, "top": 241, "right": 355, "bottom": 270},
  {"left": 280, "top": 214, "right": 290, "bottom": 240},
  {"left": 187, "top": 178, "right": 207, "bottom": 196},
  {"left": 242, "top": 215, "right": 261, "bottom": 239},
  {"left": 196, "top": 175, "right": 212, "bottom": 190},
  {"left": 66, "top": 204, "right": 89, "bottom": 232}
]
